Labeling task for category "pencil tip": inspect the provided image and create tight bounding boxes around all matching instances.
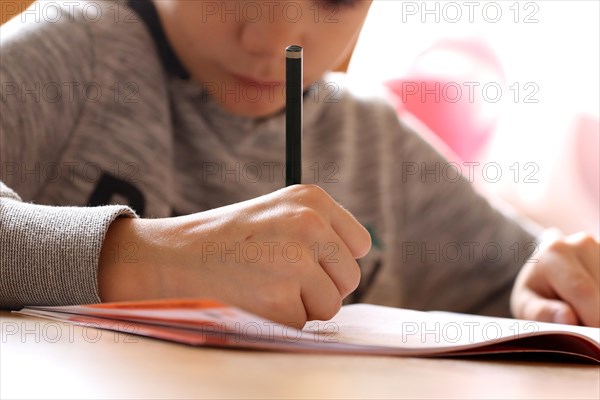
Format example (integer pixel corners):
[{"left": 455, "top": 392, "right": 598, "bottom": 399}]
[{"left": 286, "top": 45, "right": 303, "bottom": 58}]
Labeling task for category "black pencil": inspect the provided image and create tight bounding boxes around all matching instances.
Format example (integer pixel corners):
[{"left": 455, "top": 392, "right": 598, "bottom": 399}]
[{"left": 285, "top": 45, "right": 303, "bottom": 186}]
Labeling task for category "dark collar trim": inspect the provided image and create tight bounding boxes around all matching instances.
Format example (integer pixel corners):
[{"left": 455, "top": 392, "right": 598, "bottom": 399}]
[{"left": 127, "top": 0, "right": 190, "bottom": 80}]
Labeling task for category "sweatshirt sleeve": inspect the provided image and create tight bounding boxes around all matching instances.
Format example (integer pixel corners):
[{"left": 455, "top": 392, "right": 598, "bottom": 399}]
[
  {"left": 0, "top": 183, "right": 136, "bottom": 309},
  {"left": 0, "top": 3, "right": 137, "bottom": 309},
  {"left": 394, "top": 115, "right": 543, "bottom": 316}
]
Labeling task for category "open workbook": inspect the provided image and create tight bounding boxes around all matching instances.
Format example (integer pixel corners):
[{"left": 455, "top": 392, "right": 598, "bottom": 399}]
[{"left": 16, "top": 300, "right": 600, "bottom": 363}]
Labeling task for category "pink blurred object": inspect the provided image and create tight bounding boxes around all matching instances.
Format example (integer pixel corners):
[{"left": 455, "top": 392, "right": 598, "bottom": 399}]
[
  {"left": 385, "top": 39, "right": 505, "bottom": 162},
  {"left": 497, "top": 113, "right": 600, "bottom": 237},
  {"left": 537, "top": 114, "right": 600, "bottom": 236},
  {"left": 574, "top": 114, "right": 600, "bottom": 207}
]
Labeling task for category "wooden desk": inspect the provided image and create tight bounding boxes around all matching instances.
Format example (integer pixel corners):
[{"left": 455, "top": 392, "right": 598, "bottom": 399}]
[{"left": 1, "top": 311, "right": 598, "bottom": 399}]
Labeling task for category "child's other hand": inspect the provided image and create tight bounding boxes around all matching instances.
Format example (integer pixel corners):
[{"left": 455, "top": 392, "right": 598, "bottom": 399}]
[
  {"left": 98, "top": 185, "right": 371, "bottom": 327},
  {"left": 510, "top": 232, "right": 600, "bottom": 327}
]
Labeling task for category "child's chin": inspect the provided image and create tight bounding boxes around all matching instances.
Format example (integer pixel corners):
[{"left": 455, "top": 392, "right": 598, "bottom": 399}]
[{"left": 221, "top": 100, "right": 285, "bottom": 119}]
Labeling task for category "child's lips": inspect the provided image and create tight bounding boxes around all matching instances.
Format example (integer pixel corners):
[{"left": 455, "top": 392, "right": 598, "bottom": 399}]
[{"left": 230, "top": 72, "right": 284, "bottom": 87}]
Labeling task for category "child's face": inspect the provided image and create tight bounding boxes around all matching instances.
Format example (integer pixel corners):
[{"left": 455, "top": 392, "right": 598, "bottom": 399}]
[{"left": 155, "top": 0, "right": 372, "bottom": 117}]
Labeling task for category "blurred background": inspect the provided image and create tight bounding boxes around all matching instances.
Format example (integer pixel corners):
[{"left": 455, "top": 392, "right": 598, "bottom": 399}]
[
  {"left": 2, "top": 0, "right": 599, "bottom": 236},
  {"left": 348, "top": 0, "right": 599, "bottom": 237}
]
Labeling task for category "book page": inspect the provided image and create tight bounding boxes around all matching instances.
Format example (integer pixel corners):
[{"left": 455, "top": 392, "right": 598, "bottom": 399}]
[
  {"left": 18, "top": 301, "right": 600, "bottom": 361},
  {"left": 304, "top": 304, "right": 600, "bottom": 353}
]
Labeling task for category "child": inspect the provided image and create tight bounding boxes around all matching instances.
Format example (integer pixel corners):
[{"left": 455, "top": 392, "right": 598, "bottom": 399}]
[{"left": 1, "top": 0, "right": 598, "bottom": 327}]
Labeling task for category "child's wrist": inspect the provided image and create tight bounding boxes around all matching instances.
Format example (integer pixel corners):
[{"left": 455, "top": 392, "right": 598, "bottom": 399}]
[{"left": 98, "top": 217, "right": 161, "bottom": 302}]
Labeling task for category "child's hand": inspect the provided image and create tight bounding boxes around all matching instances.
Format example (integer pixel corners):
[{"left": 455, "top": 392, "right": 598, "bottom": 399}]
[
  {"left": 510, "top": 232, "right": 599, "bottom": 327},
  {"left": 98, "top": 185, "right": 371, "bottom": 327}
]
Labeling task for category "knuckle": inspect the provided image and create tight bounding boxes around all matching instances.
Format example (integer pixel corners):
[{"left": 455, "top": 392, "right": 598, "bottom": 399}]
[
  {"left": 569, "top": 232, "right": 599, "bottom": 251},
  {"left": 529, "top": 306, "right": 555, "bottom": 323},
  {"left": 363, "top": 227, "right": 373, "bottom": 248},
  {"left": 259, "top": 283, "right": 297, "bottom": 316},
  {"left": 292, "top": 315, "right": 308, "bottom": 329},
  {"left": 569, "top": 278, "right": 596, "bottom": 299},
  {"left": 287, "top": 256, "right": 312, "bottom": 278},
  {"left": 546, "top": 239, "right": 570, "bottom": 255},
  {"left": 352, "top": 262, "right": 362, "bottom": 290},
  {"left": 302, "top": 183, "right": 328, "bottom": 197},
  {"left": 509, "top": 292, "right": 523, "bottom": 318},
  {"left": 288, "top": 184, "right": 330, "bottom": 205},
  {"left": 536, "top": 257, "right": 553, "bottom": 274},
  {"left": 283, "top": 184, "right": 305, "bottom": 196},
  {"left": 290, "top": 207, "right": 328, "bottom": 232},
  {"left": 355, "top": 228, "right": 372, "bottom": 258},
  {"left": 320, "top": 295, "right": 343, "bottom": 321},
  {"left": 341, "top": 262, "right": 361, "bottom": 297}
]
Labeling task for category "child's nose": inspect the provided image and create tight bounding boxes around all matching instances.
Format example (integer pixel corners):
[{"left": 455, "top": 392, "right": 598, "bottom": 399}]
[{"left": 240, "top": 17, "right": 304, "bottom": 59}]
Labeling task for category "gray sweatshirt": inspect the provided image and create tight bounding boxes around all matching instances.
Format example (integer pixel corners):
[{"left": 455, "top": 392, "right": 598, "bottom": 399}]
[{"left": 0, "top": 0, "right": 538, "bottom": 315}]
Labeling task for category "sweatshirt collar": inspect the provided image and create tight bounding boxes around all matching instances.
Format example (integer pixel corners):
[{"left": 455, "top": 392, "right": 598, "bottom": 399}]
[{"left": 126, "top": 0, "right": 190, "bottom": 80}]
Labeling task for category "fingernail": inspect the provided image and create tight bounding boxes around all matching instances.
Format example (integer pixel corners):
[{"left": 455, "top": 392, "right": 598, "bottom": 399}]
[{"left": 553, "top": 309, "right": 570, "bottom": 324}]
